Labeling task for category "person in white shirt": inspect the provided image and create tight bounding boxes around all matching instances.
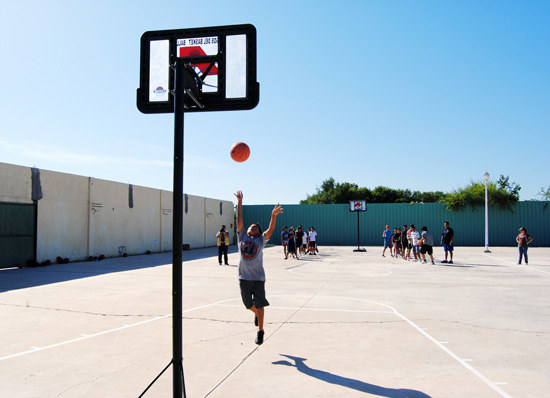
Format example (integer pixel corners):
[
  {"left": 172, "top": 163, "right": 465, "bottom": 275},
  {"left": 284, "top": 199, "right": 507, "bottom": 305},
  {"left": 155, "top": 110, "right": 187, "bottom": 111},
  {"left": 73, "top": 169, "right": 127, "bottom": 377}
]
[
  {"left": 308, "top": 227, "right": 318, "bottom": 255},
  {"left": 409, "top": 224, "right": 421, "bottom": 262}
]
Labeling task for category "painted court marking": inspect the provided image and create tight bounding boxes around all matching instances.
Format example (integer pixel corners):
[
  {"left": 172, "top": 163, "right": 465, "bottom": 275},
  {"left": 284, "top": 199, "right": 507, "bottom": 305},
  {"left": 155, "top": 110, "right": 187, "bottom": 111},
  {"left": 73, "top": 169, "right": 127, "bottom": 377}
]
[
  {"left": 483, "top": 253, "right": 550, "bottom": 275},
  {"left": 0, "top": 295, "right": 513, "bottom": 398},
  {"left": 216, "top": 295, "right": 512, "bottom": 398},
  {"left": 287, "top": 263, "right": 392, "bottom": 277}
]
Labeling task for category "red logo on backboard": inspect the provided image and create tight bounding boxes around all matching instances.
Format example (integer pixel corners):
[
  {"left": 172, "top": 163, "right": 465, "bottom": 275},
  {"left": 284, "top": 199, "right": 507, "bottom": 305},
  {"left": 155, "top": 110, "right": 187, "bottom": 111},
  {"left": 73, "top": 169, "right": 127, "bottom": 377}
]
[{"left": 178, "top": 46, "right": 218, "bottom": 75}]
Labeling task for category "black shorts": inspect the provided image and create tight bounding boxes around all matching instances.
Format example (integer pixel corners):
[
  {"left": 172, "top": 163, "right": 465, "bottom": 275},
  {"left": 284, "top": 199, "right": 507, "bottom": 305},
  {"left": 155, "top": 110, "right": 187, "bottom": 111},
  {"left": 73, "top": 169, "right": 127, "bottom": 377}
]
[
  {"left": 239, "top": 280, "right": 270, "bottom": 309},
  {"left": 421, "top": 244, "right": 433, "bottom": 255}
]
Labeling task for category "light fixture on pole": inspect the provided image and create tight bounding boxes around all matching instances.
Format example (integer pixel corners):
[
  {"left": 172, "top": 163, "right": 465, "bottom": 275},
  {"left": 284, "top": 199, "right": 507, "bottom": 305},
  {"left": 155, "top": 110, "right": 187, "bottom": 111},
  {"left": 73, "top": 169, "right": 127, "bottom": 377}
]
[{"left": 483, "top": 171, "right": 491, "bottom": 253}]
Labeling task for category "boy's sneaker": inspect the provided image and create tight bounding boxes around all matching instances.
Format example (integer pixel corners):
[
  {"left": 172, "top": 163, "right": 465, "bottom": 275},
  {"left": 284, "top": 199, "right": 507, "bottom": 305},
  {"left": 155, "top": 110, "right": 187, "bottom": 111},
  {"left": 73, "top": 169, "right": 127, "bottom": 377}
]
[
  {"left": 255, "top": 330, "right": 264, "bottom": 345},
  {"left": 441, "top": 260, "right": 448, "bottom": 263},
  {"left": 431, "top": 261, "right": 435, "bottom": 265},
  {"left": 422, "top": 260, "right": 427, "bottom": 264},
  {"left": 254, "top": 315, "right": 258, "bottom": 327},
  {"left": 448, "top": 260, "right": 453, "bottom": 264}
]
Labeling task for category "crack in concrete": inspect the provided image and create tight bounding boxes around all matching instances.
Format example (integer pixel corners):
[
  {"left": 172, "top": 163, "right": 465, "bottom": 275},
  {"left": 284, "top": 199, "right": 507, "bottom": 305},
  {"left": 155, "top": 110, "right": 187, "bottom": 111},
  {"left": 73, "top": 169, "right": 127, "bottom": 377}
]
[{"left": 0, "top": 302, "right": 162, "bottom": 318}]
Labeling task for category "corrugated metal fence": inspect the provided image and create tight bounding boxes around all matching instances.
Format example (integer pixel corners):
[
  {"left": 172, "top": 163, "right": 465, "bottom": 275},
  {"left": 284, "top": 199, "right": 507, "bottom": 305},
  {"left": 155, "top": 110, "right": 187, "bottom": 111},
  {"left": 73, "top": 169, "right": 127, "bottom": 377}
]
[{"left": 242, "top": 201, "right": 549, "bottom": 247}]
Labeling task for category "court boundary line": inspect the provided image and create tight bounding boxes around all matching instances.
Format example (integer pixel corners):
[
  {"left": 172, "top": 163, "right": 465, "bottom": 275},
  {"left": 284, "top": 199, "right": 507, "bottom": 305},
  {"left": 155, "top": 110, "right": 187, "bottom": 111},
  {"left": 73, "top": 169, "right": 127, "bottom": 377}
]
[
  {"left": 216, "top": 295, "right": 513, "bottom": 398},
  {"left": 0, "top": 295, "right": 514, "bottom": 398}
]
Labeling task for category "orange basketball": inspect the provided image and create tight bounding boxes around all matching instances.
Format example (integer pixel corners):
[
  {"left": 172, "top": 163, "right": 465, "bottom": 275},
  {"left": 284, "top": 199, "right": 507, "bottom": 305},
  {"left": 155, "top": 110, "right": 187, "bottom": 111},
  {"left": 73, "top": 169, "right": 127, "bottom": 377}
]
[
  {"left": 230, "top": 142, "right": 250, "bottom": 162},
  {"left": 417, "top": 238, "right": 424, "bottom": 246}
]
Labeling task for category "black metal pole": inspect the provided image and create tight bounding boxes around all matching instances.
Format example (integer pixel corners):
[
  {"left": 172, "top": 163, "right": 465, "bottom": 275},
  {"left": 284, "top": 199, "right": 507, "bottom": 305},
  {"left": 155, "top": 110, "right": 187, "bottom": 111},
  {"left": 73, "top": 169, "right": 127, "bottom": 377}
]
[
  {"left": 172, "top": 59, "right": 186, "bottom": 398},
  {"left": 357, "top": 211, "right": 360, "bottom": 251},
  {"left": 353, "top": 211, "right": 366, "bottom": 252}
]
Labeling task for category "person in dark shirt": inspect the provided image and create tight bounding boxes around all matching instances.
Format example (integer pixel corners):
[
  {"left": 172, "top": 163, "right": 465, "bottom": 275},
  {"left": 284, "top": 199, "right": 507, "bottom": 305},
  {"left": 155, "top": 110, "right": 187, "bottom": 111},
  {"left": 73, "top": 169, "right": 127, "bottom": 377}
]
[{"left": 440, "top": 221, "right": 455, "bottom": 264}]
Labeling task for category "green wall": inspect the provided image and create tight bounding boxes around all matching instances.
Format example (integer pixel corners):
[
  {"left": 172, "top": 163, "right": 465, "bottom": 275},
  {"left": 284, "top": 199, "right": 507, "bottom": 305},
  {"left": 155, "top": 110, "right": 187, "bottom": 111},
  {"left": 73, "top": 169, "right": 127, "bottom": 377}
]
[
  {"left": 242, "top": 201, "right": 549, "bottom": 247},
  {"left": 0, "top": 202, "right": 36, "bottom": 268}
]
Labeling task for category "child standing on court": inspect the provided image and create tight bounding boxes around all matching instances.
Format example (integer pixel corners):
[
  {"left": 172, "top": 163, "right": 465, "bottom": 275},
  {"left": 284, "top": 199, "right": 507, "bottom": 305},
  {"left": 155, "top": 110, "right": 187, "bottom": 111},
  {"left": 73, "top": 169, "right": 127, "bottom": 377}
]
[
  {"left": 516, "top": 227, "right": 533, "bottom": 265},
  {"left": 235, "top": 190, "right": 283, "bottom": 345},
  {"left": 382, "top": 225, "right": 393, "bottom": 257}
]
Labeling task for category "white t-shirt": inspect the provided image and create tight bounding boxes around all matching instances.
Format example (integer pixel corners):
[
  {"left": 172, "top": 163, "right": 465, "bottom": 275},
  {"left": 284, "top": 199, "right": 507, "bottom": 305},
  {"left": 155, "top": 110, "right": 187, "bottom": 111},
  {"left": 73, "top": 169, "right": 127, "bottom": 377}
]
[{"left": 309, "top": 231, "right": 317, "bottom": 242}]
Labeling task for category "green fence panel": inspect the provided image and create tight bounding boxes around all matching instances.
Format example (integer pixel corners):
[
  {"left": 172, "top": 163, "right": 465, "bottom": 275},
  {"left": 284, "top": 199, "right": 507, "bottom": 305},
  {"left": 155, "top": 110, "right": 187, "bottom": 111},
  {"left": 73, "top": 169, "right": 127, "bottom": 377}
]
[
  {"left": 242, "top": 201, "right": 549, "bottom": 247},
  {"left": 0, "top": 202, "right": 36, "bottom": 268}
]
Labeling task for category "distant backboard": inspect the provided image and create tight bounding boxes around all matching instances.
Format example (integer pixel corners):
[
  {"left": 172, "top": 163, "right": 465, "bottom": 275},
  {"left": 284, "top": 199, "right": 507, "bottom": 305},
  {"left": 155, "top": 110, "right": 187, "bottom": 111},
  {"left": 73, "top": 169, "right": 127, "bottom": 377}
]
[
  {"left": 349, "top": 200, "right": 367, "bottom": 212},
  {"left": 137, "top": 24, "right": 259, "bottom": 113}
]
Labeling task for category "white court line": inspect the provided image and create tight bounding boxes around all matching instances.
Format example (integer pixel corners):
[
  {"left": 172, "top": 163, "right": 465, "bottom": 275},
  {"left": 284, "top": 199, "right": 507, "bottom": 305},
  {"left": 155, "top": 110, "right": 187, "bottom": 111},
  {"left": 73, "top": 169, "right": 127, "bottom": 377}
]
[
  {"left": 216, "top": 303, "right": 394, "bottom": 314},
  {"left": 289, "top": 267, "right": 392, "bottom": 277},
  {"left": 483, "top": 253, "right": 550, "bottom": 275},
  {"left": 260, "top": 295, "right": 514, "bottom": 398},
  {"left": 0, "top": 295, "right": 514, "bottom": 398},
  {"left": 0, "top": 298, "right": 242, "bottom": 362},
  {"left": 0, "top": 315, "right": 170, "bottom": 362}
]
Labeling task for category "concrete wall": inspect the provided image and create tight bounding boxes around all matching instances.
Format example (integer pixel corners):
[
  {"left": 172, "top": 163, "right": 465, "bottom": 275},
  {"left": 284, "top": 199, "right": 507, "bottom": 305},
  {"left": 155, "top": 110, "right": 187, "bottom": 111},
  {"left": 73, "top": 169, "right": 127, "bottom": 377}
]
[
  {"left": 0, "top": 162, "right": 33, "bottom": 204},
  {"left": 0, "top": 162, "right": 234, "bottom": 263},
  {"left": 36, "top": 169, "right": 89, "bottom": 261}
]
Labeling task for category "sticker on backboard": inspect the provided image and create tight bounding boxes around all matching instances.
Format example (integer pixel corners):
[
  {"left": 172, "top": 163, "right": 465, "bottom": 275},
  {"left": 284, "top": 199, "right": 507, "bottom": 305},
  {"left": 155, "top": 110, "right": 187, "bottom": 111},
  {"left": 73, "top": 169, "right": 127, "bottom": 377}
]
[{"left": 177, "top": 37, "right": 218, "bottom": 93}]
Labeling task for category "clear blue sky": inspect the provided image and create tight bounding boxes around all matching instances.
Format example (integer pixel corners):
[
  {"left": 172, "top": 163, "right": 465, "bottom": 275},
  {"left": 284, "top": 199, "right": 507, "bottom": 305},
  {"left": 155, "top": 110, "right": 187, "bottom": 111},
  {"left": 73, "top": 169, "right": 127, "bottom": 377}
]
[{"left": 1, "top": 0, "right": 549, "bottom": 205}]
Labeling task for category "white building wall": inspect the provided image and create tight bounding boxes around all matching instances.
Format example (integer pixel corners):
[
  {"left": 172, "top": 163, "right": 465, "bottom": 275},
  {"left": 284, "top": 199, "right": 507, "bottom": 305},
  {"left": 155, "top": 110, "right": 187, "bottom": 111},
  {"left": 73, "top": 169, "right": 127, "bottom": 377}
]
[
  {"left": 36, "top": 169, "right": 89, "bottom": 261},
  {"left": 0, "top": 162, "right": 33, "bottom": 204},
  {"left": 0, "top": 162, "right": 234, "bottom": 263}
]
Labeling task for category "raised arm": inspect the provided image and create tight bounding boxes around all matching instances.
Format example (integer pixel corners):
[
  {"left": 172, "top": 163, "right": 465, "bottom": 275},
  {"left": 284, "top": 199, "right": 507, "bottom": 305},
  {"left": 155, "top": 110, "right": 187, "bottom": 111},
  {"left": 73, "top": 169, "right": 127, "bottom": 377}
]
[
  {"left": 234, "top": 190, "right": 243, "bottom": 233},
  {"left": 264, "top": 203, "right": 284, "bottom": 240}
]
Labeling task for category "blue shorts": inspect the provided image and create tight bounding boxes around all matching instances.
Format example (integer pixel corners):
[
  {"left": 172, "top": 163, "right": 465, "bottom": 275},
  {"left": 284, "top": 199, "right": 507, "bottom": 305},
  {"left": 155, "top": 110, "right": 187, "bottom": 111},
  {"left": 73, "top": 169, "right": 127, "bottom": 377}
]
[
  {"left": 384, "top": 240, "right": 392, "bottom": 249},
  {"left": 443, "top": 244, "right": 454, "bottom": 252},
  {"left": 412, "top": 246, "right": 420, "bottom": 253}
]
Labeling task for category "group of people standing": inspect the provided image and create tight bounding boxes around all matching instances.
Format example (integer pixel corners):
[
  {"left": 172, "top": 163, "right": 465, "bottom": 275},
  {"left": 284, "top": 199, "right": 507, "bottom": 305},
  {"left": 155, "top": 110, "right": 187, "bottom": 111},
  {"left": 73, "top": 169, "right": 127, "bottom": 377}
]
[
  {"left": 382, "top": 222, "right": 455, "bottom": 265},
  {"left": 281, "top": 225, "right": 318, "bottom": 259}
]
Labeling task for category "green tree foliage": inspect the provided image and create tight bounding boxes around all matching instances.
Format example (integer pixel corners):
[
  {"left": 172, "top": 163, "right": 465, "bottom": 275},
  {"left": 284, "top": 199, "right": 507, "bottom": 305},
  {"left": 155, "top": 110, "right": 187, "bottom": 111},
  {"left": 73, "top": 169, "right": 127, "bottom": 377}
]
[
  {"left": 496, "top": 174, "right": 521, "bottom": 198},
  {"left": 537, "top": 185, "right": 550, "bottom": 200},
  {"left": 441, "top": 175, "right": 521, "bottom": 212},
  {"left": 300, "top": 178, "right": 445, "bottom": 204}
]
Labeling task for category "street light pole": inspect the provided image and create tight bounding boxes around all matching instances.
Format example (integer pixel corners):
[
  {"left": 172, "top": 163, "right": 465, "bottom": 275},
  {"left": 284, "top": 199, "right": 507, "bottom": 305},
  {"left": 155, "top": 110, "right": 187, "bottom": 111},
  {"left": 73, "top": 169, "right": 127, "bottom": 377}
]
[{"left": 483, "top": 171, "right": 491, "bottom": 253}]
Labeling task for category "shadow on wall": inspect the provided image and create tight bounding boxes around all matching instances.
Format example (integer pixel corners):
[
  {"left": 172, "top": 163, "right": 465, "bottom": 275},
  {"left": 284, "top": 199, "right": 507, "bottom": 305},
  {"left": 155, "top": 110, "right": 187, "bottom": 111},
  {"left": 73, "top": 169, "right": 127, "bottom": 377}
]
[
  {"left": 273, "top": 354, "right": 432, "bottom": 398},
  {"left": 0, "top": 246, "right": 237, "bottom": 293}
]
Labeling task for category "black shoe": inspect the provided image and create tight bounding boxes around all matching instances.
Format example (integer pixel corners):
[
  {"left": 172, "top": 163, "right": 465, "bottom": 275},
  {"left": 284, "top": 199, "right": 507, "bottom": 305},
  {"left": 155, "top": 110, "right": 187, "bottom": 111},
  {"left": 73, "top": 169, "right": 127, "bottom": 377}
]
[
  {"left": 225, "top": 263, "right": 229, "bottom": 265},
  {"left": 254, "top": 315, "right": 258, "bottom": 327},
  {"left": 441, "top": 260, "right": 448, "bottom": 263},
  {"left": 255, "top": 329, "right": 264, "bottom": 345},
  {"left": 448, "top": 260, "right": 453, "bottom": 264}
]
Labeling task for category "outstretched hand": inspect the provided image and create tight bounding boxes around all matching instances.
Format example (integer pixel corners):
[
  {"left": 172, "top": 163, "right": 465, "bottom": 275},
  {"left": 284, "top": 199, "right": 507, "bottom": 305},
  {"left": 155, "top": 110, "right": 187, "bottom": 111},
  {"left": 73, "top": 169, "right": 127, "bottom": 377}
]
[
  {"left": 234, "top": 190, "right": 243, "bottom": 201},
  {"left": 272, "top": 204, "right": 284, "bottom": 216}
]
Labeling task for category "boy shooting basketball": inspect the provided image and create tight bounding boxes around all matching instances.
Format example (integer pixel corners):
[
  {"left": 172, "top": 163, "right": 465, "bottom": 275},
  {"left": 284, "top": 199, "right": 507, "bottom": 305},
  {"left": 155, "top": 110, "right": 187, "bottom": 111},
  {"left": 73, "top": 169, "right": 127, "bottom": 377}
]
[{"left": 235, "top": 190, "right": 283, "bottom": 345}]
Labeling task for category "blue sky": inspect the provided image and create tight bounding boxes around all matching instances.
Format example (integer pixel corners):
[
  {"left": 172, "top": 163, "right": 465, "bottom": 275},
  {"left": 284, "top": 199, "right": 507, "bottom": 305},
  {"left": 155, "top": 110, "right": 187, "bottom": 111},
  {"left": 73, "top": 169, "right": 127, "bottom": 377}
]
[{"left": 1, "top": 0, "right": 549, "bottom": 205}]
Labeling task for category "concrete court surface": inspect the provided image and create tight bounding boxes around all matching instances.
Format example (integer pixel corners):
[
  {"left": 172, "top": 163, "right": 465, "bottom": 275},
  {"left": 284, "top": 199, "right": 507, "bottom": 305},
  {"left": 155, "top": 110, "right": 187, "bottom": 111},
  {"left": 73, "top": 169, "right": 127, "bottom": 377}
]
[{"left": 0, "top": 245, "right": 549, "bottom": 398}]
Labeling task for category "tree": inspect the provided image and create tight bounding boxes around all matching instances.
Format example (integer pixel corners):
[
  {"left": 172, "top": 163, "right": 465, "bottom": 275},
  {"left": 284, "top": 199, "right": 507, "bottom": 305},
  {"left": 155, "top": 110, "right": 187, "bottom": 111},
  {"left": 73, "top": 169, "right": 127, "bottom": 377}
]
[
  {"left": 537, "top": 186, "right": 550, "bottom": 200},
  {"left": 496, "top": 174, "right": 521, "bottom": 199},
  {"left": 301, "top": 178, "right": 445, "bottom": 204},
  {"left": 301, "top": 178, "right": 363, "bottom": 204},
  {"left": 441, "top": 178, "right": 520, "bottom": 212}
]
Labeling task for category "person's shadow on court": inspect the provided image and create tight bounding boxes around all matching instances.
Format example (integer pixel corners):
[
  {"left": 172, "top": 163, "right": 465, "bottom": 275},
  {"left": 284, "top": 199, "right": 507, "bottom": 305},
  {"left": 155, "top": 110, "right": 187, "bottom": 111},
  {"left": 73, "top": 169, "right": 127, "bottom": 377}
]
[{"left": 272, "top": 354, "right": 432, "bottom": 398}]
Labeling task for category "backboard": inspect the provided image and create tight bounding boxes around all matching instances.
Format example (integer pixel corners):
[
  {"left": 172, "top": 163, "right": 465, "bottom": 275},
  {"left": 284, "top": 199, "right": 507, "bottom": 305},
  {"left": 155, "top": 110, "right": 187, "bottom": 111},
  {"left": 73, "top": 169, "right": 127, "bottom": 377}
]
[
  {"left": 137, "top": 24, "right": 259, "bottom": 113},
  {"left": 349, "top": 200, "right": 367, "bottom": 212}
]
